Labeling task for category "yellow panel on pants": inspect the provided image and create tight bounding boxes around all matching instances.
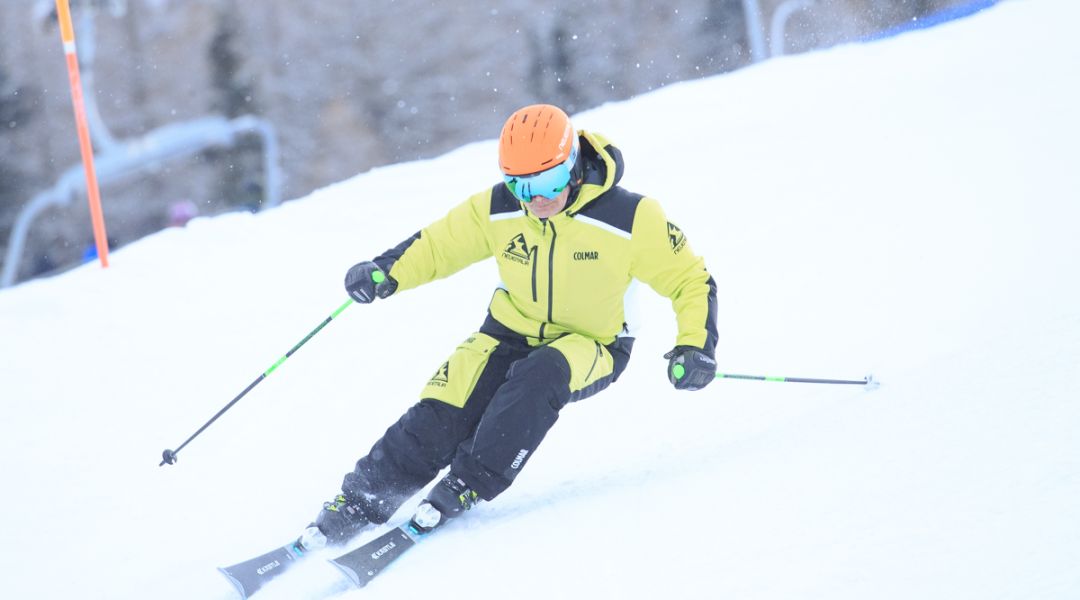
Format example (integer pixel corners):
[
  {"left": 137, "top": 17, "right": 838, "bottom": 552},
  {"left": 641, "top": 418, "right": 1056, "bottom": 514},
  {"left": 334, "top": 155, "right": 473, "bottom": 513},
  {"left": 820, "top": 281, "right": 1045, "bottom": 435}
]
[
  {"left": 546, "top": 334, "right": 614, "bottom": 394},
  {"left": 420, "top": 333, "right": 500, "bottom": 408}
]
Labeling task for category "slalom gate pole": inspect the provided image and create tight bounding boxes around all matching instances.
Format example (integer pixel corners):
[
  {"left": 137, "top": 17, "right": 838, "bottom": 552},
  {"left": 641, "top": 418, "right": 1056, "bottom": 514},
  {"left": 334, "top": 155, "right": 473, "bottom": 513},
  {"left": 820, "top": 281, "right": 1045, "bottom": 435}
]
[
  {"left": 55, "top": 0, "right": 110, "bottom": 267},
  {"left": 716, "top": 372, "right": 877, "bottom": 386},
  {"left": 160, "top": 299, "right": 354, "bottom": 466}
]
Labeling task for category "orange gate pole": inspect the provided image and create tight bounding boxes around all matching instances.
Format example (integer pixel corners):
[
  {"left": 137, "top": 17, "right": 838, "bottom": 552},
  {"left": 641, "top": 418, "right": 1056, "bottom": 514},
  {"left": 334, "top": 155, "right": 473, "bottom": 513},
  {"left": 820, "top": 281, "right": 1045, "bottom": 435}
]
[{"left": 55, "top": 0, "right": 110, "bottom": 268}]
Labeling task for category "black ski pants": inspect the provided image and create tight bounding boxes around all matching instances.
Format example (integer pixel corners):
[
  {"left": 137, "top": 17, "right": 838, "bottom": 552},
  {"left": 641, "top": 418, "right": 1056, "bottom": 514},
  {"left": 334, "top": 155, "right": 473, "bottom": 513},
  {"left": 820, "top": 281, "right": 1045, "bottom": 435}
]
[{"left": 341, "top": 314, "right": 633, "bottom": 523}]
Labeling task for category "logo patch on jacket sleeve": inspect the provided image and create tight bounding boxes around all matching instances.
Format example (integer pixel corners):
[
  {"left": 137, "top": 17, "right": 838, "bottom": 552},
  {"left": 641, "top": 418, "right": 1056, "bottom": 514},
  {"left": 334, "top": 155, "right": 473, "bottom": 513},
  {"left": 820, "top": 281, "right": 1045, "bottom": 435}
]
[{"left": 668, "top": 222, "right": 687, "bottom": 254}]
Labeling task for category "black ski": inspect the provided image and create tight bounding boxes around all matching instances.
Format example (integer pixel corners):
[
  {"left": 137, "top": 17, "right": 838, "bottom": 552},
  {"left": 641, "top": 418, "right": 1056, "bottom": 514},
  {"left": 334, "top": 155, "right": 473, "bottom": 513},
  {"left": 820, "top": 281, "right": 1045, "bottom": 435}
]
[
  {"left": 219, "top": 539, "right": 308, "bottom": 599},
  {"left": 219, "top": 521, "right": 438, "bottom": 597},
  {"left": 329, "top": 522, "right": 429, "bottom": 588}
]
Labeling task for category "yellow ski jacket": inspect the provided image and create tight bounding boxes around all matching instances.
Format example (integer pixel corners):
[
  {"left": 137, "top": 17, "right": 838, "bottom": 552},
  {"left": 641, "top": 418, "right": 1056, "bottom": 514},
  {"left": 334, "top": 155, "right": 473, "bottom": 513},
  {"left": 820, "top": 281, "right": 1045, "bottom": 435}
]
[{"left": 373, "top": 131, "right": 718, "bottom": 354}]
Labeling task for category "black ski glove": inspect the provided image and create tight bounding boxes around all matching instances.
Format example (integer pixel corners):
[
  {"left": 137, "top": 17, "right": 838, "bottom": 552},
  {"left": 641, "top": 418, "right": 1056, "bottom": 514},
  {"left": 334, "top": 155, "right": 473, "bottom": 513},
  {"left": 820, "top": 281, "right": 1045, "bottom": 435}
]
[
  {"left": 664, "top": 346, "right": 717, "bottom": 391},
  {"left": 344, "top": 261, "right": 397, "bottom": 303}
]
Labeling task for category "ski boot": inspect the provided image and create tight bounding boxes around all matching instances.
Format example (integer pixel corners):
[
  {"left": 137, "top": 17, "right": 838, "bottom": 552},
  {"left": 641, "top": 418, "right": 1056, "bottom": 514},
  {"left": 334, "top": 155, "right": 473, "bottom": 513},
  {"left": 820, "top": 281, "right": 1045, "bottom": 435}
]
[
  {"left": 298, "top": 493, "right": 375, "bottom": 550},
  {"left": 409, "top": 474, "right": 480, "bottom": 534}
]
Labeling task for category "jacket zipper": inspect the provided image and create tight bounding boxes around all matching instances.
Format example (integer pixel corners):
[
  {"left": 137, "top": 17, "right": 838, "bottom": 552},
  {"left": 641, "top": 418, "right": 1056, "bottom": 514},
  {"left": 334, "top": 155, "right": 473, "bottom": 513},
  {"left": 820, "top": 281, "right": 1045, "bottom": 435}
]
[
  {"left": 546, "top": 221, "right": 558, "bottom": 325},
  {"left": 530, "top": 245, "right": 539, "bottom": 303},
  {"left": 534, "top": 219, "right": 558, "bottom": 342}
]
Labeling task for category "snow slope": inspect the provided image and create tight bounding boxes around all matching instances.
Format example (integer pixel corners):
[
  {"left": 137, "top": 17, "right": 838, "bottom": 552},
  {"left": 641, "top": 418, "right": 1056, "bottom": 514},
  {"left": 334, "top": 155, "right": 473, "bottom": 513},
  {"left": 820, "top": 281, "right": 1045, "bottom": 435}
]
[{"left": 1, "top": 1, "right": 1078, "bottom": 598}]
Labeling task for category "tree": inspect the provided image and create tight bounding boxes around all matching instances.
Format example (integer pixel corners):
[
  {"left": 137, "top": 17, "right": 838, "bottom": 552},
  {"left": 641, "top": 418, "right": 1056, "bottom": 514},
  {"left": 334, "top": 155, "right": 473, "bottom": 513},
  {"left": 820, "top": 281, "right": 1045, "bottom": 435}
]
[
  {"left": 207, "top": 6, "right": 264, "bottom": 212},
  {"left": 0, "top": 57, "right": 38, "bottom": 263}
]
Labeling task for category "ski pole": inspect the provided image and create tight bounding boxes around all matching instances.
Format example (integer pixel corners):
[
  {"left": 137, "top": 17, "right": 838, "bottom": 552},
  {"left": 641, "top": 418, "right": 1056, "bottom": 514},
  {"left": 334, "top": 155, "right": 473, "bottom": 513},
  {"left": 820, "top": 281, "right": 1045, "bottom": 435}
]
[
  {"left": 715, "top": 372, "right": 877, "bottom": 386},
  {"left": 160, "top": 298, "right": 354, "bottom": 466}
]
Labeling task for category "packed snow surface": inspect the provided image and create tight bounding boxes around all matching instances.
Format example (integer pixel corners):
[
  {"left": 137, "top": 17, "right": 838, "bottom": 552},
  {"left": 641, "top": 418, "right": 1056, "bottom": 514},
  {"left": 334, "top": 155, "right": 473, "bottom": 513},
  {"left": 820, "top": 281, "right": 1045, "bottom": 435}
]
[{"left": 1, "top": 1, "right": 1078, "bottom": 598}]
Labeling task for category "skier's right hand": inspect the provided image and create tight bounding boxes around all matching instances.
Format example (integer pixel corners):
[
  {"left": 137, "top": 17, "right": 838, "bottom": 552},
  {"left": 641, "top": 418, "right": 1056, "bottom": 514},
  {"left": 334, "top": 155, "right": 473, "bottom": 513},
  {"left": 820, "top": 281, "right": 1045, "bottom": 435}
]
[{"left": 344, "top": 261, "right": 397, "bottom": 303}]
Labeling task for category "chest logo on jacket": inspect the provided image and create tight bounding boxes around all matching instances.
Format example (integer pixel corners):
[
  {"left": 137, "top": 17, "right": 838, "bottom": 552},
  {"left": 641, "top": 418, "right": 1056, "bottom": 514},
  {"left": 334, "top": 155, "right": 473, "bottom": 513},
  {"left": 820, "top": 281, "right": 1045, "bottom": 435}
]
[
  {"left": 503, "top": 234, "right": 535, "bottom": 266},
  {"left": 668, "top": 222, "right": 687, "bottom": 254}
]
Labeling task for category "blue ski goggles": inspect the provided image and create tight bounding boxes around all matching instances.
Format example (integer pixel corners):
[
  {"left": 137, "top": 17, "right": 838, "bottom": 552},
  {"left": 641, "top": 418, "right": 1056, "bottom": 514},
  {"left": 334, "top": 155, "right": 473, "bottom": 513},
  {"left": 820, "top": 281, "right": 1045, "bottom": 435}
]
[{"left": 502, "top": 142, "right": 579, "bottom": 204}]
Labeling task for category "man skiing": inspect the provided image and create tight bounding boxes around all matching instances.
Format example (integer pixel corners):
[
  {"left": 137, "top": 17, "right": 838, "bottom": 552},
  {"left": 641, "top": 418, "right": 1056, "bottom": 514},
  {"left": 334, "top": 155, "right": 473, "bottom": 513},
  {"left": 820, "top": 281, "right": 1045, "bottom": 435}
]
[{"left": 299, "top": 104, "right": 718, "bottom": 550}]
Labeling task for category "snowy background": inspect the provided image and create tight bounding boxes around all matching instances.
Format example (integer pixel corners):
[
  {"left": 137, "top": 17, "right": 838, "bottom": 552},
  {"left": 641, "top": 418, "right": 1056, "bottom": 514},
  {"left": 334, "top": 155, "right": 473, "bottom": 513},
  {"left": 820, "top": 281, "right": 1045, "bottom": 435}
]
[{"left": 2, "top": 0, "right": 1079, "bottom": 598}]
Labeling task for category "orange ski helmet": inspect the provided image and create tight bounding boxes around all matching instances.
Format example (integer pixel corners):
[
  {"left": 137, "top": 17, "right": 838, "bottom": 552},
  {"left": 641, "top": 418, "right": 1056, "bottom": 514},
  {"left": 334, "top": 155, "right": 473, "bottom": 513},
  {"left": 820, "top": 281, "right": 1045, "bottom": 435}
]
[{"left": 499, "top": 104, "right": 577, "bottom": 176}]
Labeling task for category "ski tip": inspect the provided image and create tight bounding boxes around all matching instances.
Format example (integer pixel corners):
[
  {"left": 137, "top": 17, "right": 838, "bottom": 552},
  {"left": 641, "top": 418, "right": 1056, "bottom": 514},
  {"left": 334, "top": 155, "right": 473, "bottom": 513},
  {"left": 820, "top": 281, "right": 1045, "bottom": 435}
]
[{"left": 862, "top": 373, "right": 881, "bottom": 390}]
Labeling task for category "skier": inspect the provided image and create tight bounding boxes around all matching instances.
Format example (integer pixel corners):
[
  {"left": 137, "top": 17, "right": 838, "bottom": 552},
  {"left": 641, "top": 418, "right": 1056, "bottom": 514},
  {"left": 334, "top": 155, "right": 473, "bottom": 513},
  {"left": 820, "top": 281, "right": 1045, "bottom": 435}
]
[{"left": 299, "top": 104, "right": 718, "bottom": 550}]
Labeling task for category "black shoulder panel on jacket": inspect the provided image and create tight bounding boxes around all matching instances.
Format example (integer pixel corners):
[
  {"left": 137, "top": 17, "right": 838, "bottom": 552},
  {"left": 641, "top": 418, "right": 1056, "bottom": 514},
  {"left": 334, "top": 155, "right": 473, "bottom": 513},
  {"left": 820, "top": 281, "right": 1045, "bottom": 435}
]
[
  {"left": 490, "top": 183, "right": 521, "bottom": 216},
  {"left": 574, "top": 187, "right": 643, "bottom": 237}
]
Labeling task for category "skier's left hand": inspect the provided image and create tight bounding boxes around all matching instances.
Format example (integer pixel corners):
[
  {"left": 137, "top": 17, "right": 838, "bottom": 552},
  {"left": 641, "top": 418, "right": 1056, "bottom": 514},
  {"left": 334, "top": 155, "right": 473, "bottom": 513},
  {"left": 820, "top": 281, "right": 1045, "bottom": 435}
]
[
  {"left": 664, "top": 346, "right": 716, "bottom": 391},
  {"left": 344, "top": 260, "right": 397, "bottom": 303}
]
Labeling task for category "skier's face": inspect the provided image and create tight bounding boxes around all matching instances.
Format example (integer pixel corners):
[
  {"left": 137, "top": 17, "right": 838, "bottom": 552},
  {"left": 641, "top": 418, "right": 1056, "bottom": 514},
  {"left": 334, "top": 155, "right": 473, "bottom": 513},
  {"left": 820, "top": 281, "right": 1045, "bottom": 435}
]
[{"left": 525, "top": 186, "right": 570, "bottom": 219}]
